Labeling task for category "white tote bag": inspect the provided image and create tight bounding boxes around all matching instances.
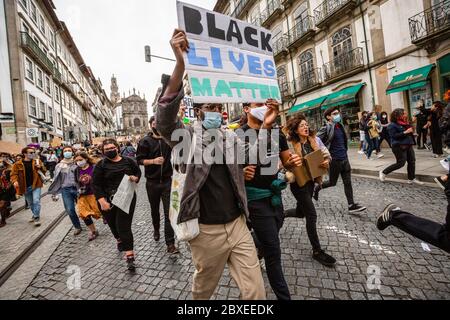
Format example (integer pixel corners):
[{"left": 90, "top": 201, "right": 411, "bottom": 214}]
[{"left": 169, "top": 131, "right": 200, "bottom": 242}]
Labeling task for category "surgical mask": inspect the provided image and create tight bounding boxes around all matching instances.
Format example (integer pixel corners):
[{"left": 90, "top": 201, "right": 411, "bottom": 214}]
[
  {"left": 332, "top": 114, "right": 342, "bottom": 123},
  {"left": 382, "top": 115, "right": 387, "bottom": 119},
  {"left": 105, "top": 150, "right": 118, "bottom": 159},
  {"left": 63, "top": 151, "right": 73, "bottom": 159},
  {"left": 203, "top": 112, "right": 222, "bottom": 130},
  {"left": 250, "top": 105, "right": 268, "bottom": 122},
  {"left": 77, "top": 160, "right": 87, "bottom": 168}
]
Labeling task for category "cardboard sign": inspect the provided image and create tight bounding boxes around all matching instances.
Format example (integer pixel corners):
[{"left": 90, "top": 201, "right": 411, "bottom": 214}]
[
  {"left": 177, "top": 1, "right": 281, "bottom": 104},
  {"left": 51, "top": 137, "right": 62, "bottom": 147}
]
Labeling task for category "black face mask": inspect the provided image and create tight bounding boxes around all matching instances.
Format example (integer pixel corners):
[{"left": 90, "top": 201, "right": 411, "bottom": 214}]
[{"left": 105, "top": 150, "right": 118, "bottom": 159}]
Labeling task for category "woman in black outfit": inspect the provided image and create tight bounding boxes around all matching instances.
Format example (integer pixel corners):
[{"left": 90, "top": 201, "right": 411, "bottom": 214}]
[
  {"left": 93, "top": 139, "right": 141, "bottom": 271},
  {"left": 414, "top": 102, "right": 429, "bottom": 150},
  {"left": 377, "top": 111, "right": 391, "bottom": 153}
]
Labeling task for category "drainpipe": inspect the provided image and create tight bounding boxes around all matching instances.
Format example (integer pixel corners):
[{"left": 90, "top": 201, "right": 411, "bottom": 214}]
[
  {"left": 359, "top": 1, "right": 376, "bottom": 108},
  {"left": 284, "top": 12, "right": 298, "bottom": 109}
]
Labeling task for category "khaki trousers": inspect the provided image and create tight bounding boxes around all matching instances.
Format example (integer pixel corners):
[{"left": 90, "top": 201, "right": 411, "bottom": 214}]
[{"left": 189, "top": 215, "right": 266, "bottom": 300}]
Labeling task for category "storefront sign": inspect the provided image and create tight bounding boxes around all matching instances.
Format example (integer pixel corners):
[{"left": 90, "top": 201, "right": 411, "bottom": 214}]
[{"left": 177, "top": 1, "right": 280, "bottom": 103}]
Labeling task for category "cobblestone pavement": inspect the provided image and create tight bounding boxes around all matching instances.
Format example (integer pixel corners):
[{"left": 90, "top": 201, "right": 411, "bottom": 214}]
[{"left": 19, "top": 177, "right": 450, "bottom": 300}]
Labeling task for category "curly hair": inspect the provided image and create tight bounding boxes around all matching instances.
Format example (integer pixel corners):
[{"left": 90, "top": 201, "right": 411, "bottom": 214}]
[
  {"left": 285, "top": 113, "right": 315, "bottom": 143},
  {"left": 390, "top": 108, "right": 405, "bottom": 123}
]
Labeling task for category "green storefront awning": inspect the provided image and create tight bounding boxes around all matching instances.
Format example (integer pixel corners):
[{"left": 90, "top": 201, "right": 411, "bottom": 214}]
[
  {"left": 386, "top": 64, "right": 434, "bottom": 95},
  {"left": 288, "top": 96, "right": 327, "bottom": 115},
  {"left": 321, "top": 83, "right": 366, "bottom": 110}
]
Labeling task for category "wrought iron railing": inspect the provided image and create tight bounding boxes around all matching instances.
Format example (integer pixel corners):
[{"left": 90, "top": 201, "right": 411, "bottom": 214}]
[
  {"left": 260, "top": 0, "right": 282, "bottom": 25},
  {"left": 279, "top": 81, "right": 292, "bottom": 98},
  {"left": 20, "top": 32, "right": 54, "bottom": 74},
  {"left": 314, "top": 0, "right": 356, "bottom": 26},
  {"left": 273, "top": 35, "right": 289, "bottom": 56},
  {"left": 231, "top": 0, "right": 257, "bottom": 19},
  {"left": 409, "top": 0, "right": 450, "bottom": 43},
  {"left": 323, "top": 47, "right": 364, "bottom": 81},
  {"left": 288, "top": 16, "right": 315, "bottom": 46},
  {"left": 293, "top": 68, "right": 322, "bottom": 93}
]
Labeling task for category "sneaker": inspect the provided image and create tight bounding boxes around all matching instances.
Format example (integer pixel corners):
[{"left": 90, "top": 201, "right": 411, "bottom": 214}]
[
  {"left": 126, "top": 257, "right": 136, "bottom": 272},
  {"left": 377, "top": 154, "right": 385, "bottom": 159},
  {"left": 167, "top": 244, "right": 180, "bottom": 255},
  {"left": 88, "top": 230, "right": 99, "bottom": 241},
  {"left": 349, "top": 204, "right": 367, "bottom": 214},
  {"left": 313, "top": 183, "right": 322, "bottom": 201},
  {"left": 312, "top": 250, "right": 336, "bottom": 267},
  {"left": 440, "top": 159, "right": 450, "bottom": 171},
  {"left": 408, "top": 179, "right": 424, "bottom": 186},
  {"left": 424, "top": 144, "right": 431, "bottom": 151},
  {"left": 379, "top": 171, "right": 386, "bottom": 182},
  {"left": 434, "top": 177, "right": 447, "bottom": 190},
  {"left": 0, "top": 221, "right": 6, "bottom": 228},
  {"left": 34, "top": 218, "right": 41, "bottom": 227},
  {"left": 284, "top": 208, "right": 304, "bottom": 218},
  {"left": 357, "top": 150, "right": 365, "bottom": 155},
  {"left": 29, "top": 217, "right": 36, "bottom": 223},
  {"left": 377, "top": 204, "right": 399, "bottom": 231}
]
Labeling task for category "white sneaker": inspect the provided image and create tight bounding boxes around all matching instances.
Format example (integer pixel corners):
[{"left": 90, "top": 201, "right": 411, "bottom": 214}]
[
  {"left": 379, "top": 171, "right": 386, "bottom": 182},
  {"left": 408, "top": 179, "right": 424, "bottom": 185},
  {"left": 377, "top": 154, "right": 385, "bottom": 159},
  {"left": 440, "top": 159, "right": 450, "bottom": 171},
  {"left": 358, "top": 150, "right": 364, "bottom": 155}
]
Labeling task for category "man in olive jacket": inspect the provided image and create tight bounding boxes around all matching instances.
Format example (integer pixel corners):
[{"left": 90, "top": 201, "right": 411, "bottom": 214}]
[
  {"left": 10, "top": 147, "right": 46, "bottom": 226},
  {"left": 155, "top": 29, "right": 280, "bottom": 300}
]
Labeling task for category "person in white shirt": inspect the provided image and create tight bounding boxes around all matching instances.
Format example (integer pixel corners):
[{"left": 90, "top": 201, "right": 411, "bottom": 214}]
[{"left": 46, "top": 149, "right": 59, "bottom": 182}]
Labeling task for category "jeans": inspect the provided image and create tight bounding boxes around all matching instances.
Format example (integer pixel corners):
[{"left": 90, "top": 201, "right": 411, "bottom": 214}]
[
  {"left": 24, "top": 186, "right": 41, "bottom": 219},
  {"left": 290, "top": 182, "right": 321, "bottom": 251},
  {"left": 366, "top": 138, "right": 378, "bottom": 159},
  {"left": 383, "top": 145, "right": 416, "bottom": 180},
  {"left": 61, "top": 187, "right": 81, "bottom": 230},
  {"left": 248, "top": 198, "right": 291, "bottom": 300},
  {"left": 322, "top": 159, "right": 355, "bottom": 206},
  {"left": 146, "top": 180, "right": 174, "bottom": 246}
]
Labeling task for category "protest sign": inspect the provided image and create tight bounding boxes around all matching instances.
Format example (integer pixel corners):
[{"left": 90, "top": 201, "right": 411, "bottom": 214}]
[
  {"left": 183, "top": 96, "right": 196, "bottom": 119},
  {"left": 111, "top": 175, "right": 138, "bottom": 214},
  {"left": 177, "top": 1, "right": 281, "bottom": 104}
]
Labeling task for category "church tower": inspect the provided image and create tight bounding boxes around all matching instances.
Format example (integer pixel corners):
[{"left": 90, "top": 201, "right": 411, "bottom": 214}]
[{"left": 110, "top": 75, "right": 120, "bottom": 106}]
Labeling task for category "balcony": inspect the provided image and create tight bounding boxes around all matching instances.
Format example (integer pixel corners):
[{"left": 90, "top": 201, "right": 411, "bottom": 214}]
[
  {"left": 53, "top": 67, "right": 62, "bottom": 84},
  {"left": 409, "top": 0, "right": 450, "bottom": 47},
  {"left": 281, "top": 0, "right": 295, "bottom": 8},
  {"left": 323, "top": 47, "right": 364, "bottom": 82},
  {"left": 288, "top": 16, "right": 315, "bottom": 50},
  {"left": 251, "top": 16, "right": 262, "bottom": 27},
  {"left": 273, "top": 35, "right": 289, "bottom": 61},
  {"left": 292, "top": 68, "right": 322, "bottom": 95},
  {"left": 314, "top": 0, "right": 358, "bottom": 29},
  {"left": 20, "top": 32, "right": 54, "bottom": 75},
  {"left": 279, "top": 81, "right": 292, "bottom": 100},
  {"left": 260, "top": 0, "right": 283, "bottom": 28},
  {"left": 231, "top": 0, "right": 258, "bottom": 20}
]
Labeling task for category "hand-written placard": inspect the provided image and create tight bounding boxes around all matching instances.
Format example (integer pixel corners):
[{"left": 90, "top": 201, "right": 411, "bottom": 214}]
[{"left": 177, "top": 1, "right": 281, "bottom": 104}]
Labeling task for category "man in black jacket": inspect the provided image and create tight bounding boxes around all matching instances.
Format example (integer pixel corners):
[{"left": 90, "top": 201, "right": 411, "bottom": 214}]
[{"left": 136, "top": 116, "right": 179, "bottom": 254}]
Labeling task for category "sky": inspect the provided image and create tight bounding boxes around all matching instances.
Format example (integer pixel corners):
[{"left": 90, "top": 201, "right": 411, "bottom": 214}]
[{"left": 53, "top": 0, "right": 217, "bottom": 116}]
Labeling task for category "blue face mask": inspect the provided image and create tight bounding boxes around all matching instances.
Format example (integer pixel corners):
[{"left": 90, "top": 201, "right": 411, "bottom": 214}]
[
  {"left": 332, "top": 114, "right": 342, "bottom": 123},
  {"left": 63, "top": 151, "right": 73, "bottom": 159},
  {"left": 203, "top": 112, "right": 222, "bottom": 129}
]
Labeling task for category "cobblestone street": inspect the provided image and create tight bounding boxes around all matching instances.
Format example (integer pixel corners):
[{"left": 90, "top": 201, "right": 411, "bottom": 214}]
[{"left": 18, "top": 176, "right": 450, "bottom": 300}]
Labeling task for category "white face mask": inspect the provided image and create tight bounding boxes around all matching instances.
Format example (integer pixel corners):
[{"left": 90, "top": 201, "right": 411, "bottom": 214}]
[
  {"left": 250, "top": 106, "right": 268, "bottom": 122},
  {"left": 77, "top": 160, "right": 87, "bottom": 168}
]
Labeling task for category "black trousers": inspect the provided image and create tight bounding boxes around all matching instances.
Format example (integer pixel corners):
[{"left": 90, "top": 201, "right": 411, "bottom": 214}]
[
  {"left": 417, "top": 128, "right": 428, "bottom": 148},
  {"left": 322, "top": 159, "right": 355, "bottom": 206},
  {"left": 290, "top": 182, "right": 321, "bottom": 251},
  {"left": 391, "top": 210, "right": 450, "bottom": 253},
  {"left": 46, "top": 162, "right": 56, "bottom": 179},
  {"left": 248, "top": 198, "right": 291, "bottom": 301},
  {"left": 431, "top": 129, "right": 443, "bottom": 155},
  {"left": 383, "top": 145, "right": 416, "bottom": 180},
  {"left": 378, "top": 130, "right": 391, "bottom": 152},
  {"left": 146, "top": 180, "right": 174, "bottom": 246},
  {"left": 103, "top": 195, "right": 136, "bottom": 252}
]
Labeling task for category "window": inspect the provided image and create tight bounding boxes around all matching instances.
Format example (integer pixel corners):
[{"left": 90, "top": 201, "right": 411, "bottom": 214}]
[
  {"left": 272, "top": 24, "right": 282, "bottom": 43},
  {"left": 277, "top": 66, "right": 289, "bottom": 94},
  {"left": 39, "top": 14, "right": 45, "bottom": 35},
  {"left": 22, "top": 21, "right": 30, "bottom": 34},
  {"left": 30, "top": 1, "right": 37, "bottom": 23},
  {"left": 39, "top": 101, "right": 46, "bottom": 120},
  {"left": 57, "top": 112, "right": 62, "bottom": 128},
  {"left": 25, "top": 57, "right": 34, "bottom": 81},
  {"left": 19, "top": 0, "right": 28, "bottom": 10},
  {"left": 45, "top": 76, "right": 51, "bottom": 95},
  {"left": 55, "top": 85, "right": 60, "bottom": 102},
  {"left": 331, "top": 26, "right": 353, "bottom": 58},
  {"left": 299, "top": 49, "right": 314, "bottom": 75},
  {"left": 48, "top": 106, "right": 53, "bottom": 124},
  {"left": 64, "top": 118, "right": 68, "bottom": 126},
  {"left": 49, "top": 30, "right": 55, "bottom": 48},
  {"left": 294, "top": 2, "right": 309, "bottom": 32},
  {"left": 129, "top": 119, "right": 132, "bottom": 127},
  {"left": 36, "top": 68, "right": 43, "bottom": 89},
  {"left": 134, "top": 118, "right": 141, "bottom": 127},
  {"left": 28, "top": 94, "right": 37, "bottom": 116}
]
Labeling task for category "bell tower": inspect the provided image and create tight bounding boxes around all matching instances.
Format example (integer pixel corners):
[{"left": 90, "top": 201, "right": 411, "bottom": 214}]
[{"left": 110, "top": 74, "right": 120, "bottom": 106}]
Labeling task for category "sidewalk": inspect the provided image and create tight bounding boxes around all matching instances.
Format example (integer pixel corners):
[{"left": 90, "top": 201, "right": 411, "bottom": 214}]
[{"left": 348, "top": 147, "right": 448, "bottom": 183}]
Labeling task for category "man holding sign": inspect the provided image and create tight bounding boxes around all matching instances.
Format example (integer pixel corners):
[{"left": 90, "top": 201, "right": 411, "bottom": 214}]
[{"left": 154, "top": 2, "right": 283, "bottom": 300}]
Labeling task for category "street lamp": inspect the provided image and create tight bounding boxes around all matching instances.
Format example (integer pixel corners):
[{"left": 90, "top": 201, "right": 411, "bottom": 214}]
[{"left": 144, "top": 45, "right": 175, "bottom": 63}]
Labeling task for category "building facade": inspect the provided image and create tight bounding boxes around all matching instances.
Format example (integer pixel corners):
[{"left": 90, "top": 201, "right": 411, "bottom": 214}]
[
  {"left": 110, "top": 75, "right": 149, "bottom": 136},
  {"left": 214, "top": 0, "right": 450, "bottom": 141},
  {"left": 1, "top": 0, "right": 115, "bottom": 145}
]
